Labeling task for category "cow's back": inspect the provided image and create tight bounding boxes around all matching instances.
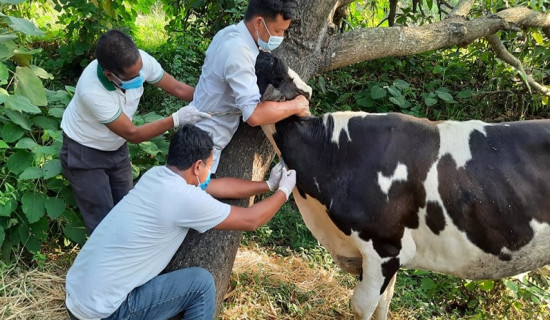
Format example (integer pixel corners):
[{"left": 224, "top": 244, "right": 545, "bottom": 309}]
[{"left": 271, "top": 112, "right": 550, "bottom": 279}]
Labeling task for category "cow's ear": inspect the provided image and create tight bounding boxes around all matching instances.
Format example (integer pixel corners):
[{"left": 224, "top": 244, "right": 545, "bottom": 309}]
[{"left": 261, "top": 84, "right": 285, "bottom": 102}]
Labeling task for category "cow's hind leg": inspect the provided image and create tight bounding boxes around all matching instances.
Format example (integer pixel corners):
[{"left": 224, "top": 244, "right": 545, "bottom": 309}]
[
  {"left": 373, "top": 273, "right": 396, "bottom": 320},
  {"left": 351, "top": 252, "right": 399, "bottom": 320}
]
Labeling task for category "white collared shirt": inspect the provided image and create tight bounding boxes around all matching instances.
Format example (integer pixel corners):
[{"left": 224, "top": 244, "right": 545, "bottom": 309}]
[
  {"left": 61, "top": 50, "right": 164, "bottom": 151},
  {"left": 193, "top": 20, "right": 261, "bottom": 173}
]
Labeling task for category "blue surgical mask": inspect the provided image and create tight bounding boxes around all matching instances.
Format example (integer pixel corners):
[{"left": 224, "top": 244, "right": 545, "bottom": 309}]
[
  {"left": 112, "top": 70, "right": 144, "bottom": 90},
  {"left": 197, "top": 161, "right": 212, "bottom": 191},
  {"left": 257, "top": 18, "right": 284, "bottom": 51}
]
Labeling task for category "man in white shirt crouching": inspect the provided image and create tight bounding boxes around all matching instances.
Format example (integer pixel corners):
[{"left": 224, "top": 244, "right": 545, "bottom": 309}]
[{"left": 65, "top": 124, "right": 296, "bottom": 320}]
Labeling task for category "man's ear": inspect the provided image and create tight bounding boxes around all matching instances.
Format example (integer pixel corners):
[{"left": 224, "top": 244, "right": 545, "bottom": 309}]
[{"left": 192, "top": 160, "right": 202, "bottom": 176}]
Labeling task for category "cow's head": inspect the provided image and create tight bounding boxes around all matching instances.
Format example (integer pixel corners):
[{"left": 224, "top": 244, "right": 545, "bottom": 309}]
[{"left": 255, "top": 51, "right": 312, "bottom": 102}]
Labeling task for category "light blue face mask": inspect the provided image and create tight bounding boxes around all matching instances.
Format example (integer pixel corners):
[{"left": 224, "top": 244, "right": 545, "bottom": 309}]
[
  {"left": 197, "top": 161, "right": 212, "bottom": 191},
  {"left": 257, "top": 18, "right": 284, "bottom": 51},
  {"left": 112, "top": 70, "right": 144, "bottom": 90}
]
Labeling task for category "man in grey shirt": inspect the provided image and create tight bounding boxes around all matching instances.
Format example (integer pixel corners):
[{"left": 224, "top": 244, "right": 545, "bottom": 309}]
[{"left": 193, "top": 0, "right": 311, "bottom": 174}]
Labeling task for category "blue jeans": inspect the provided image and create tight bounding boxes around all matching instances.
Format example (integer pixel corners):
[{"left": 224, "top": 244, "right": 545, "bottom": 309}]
[{"left": 68, "top": 267, "right": 216, "bottom": 320}]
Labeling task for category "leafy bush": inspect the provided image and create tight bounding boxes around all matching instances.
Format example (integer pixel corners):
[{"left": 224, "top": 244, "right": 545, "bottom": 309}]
[{"left": 0, "top": 4, "right": 85, "bottom": 263}]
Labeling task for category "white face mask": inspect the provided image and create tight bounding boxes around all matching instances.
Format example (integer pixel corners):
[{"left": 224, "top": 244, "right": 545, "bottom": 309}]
[{"left": 257, "top": 18, "right": 284, "bottom": 51}]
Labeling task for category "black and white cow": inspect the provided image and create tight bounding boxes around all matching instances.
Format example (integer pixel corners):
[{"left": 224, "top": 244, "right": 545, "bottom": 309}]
[{"left": 255, "top": 52, "right": 550, "bottom": 320}]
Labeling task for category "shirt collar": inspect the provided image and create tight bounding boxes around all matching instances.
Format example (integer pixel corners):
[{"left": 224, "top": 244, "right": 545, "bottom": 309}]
[
  {"left": 237, "top": 20, "right": 260, "bottom": 57},
  {"left": 96, "top": 63, "right": 117, "bottom": 91}
]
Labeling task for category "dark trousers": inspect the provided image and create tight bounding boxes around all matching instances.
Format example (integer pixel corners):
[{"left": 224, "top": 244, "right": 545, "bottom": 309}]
[{"left": 60, "top": 133, "right": 133, "bottom": 234}]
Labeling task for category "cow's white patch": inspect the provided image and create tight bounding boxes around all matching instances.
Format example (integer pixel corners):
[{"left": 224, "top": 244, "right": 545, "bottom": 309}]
[
  {"left": 414, "top": 167, "right": 550, "bottom": 279},
  {"left": 437, "top": 120, "right": 489, "bottom": 168},
  {"left": 323, "top": 111, "right": 369, "bottom": 145},
  {"left": 287, "top": 67, "right": 313, "bottom": 99},
  {"left": 377, "top": 162, "right": 408, "bottom": 198}
]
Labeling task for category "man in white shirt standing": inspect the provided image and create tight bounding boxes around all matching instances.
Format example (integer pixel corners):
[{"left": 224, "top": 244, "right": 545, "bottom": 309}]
[
  {"left": 60, "top": 29, "right": 210, "bottom": 234},
  {"left": 193, "top": 0, "right": 311, "bottom": 175},
  {"left": 65, "top": 124, "right": 296, "bottom": 320}
]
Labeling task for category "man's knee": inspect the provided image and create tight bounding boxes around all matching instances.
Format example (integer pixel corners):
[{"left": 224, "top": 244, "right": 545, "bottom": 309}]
[{"left": 187, "top": 267, "right": 215, "bottom": 290}]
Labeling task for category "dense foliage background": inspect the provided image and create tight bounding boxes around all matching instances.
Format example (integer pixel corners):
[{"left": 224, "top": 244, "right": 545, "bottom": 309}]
[{"left": 0, "top": 0, "right": 548, "bottom": 318}]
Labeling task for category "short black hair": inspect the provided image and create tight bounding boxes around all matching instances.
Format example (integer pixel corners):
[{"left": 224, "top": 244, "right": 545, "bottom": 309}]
[
  {"left": 95, "top": 29, "right": 140, "bottom": 76},
  {"left": 244, "top": 0, "right": 297, "bottom": 22},
  {"left": 166, "top": 125, "right": 214, "bottom": 170}
]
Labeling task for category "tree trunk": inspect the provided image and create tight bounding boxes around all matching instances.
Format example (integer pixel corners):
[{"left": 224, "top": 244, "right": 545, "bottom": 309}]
[{"left": 164, "top": 123, "right": 275, "bottom": 318}]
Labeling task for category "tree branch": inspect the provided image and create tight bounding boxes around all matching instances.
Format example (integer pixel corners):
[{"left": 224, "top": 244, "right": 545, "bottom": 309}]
[
  {"left": 322, "top": 14, "right": 508, "bottom": 72},
  {"left": 497, "top": 7, "right": 550, "bottom": 30},
  {"left": 322, "top": 7, "right": 549, "bottom": 73},
  {"left": 447, "top": 0, "right": 473, "bottom": 19},
  {"left": 486, "top": 34, "right": 550, "bottom": 97}
]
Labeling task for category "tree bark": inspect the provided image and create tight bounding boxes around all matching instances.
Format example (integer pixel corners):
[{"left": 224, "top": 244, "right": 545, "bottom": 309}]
[{"left": 164, "top": 124, "right": 275, "bottom": 318}]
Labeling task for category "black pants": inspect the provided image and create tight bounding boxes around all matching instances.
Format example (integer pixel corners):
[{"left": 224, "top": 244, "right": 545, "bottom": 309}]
[{"left": 60, "top": 133, "right": 133, "bottom": 234}]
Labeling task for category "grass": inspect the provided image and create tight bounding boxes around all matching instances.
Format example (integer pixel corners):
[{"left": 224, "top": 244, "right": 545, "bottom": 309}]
[
  {"left": 2, "top": 240, "right": 547, "bottom": 320},
  {"left": 134, "top": 2, "right": 169, "bottom": 50}
]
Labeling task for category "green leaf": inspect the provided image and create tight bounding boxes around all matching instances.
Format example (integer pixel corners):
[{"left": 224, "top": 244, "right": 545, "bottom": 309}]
[
  {"left": 4, "top": 109, "right": 32, "bottom": 130},
  {"left": 48, "top": 107, "right": 65, "bottom": 118},
  {"left": 426, "top": 0, "right": 434, "bottom": 10},
  {"left": 17, "top": 223, "right": 41, "bottom": 253},
  {"left": 0, "top": 62, "right": 8, "bottom": 82},
  {"left": 21, "top": 192, "right": 46, "bottom": 224},
  {"left": 370, "top": 85, "right": 386, "bottom": 100},
  {"left": 532, "top": 32, "right": 544, "bottom": 45},
  {"left": 6, "top": 150, "right": 32, "bottom": 174},
  {"left": 30, "top": 216, "right": 49, "bottom": 240},
  {"left": 0, "top": 87, "right": 8, "bottom": 103},
  {"left": 435, "top": 90, "right": 455, "bottom": 103},
  {"left": 478, "top": 280, "right": 495, "bottom": 291},
  {"left": 43, "top": 159, "right": 62, "bottom": 179},
  {"left": 318, "top": 76, "right": 326, "bottom": 94},
  {"left": 30, "top": 65, "right": 54, "bottom": 80},
  {"left": 424, "top": 94, "right": 438, "bottom": 107},
  {"left": 15, "top": 137, "right": 38, "bottom": 149},
  {"left": 5, "top": 94, "right": 41, "bottom": 114},
  {"left": 45, "top": 197, "right": 65, "bottom": 219},
  {"left": 33, "top": 145, "right": 59, "bottom": 155},
  {"left": 6, "top": 16, "right": 45, "bottom": 37},
  {"left": 32, "top": 116, "right": 59, "bottom": 130},
  {"left": 1, "top": 121, "right": 25, "bottom": 143},
  {"left": 0, "top": 33, "right": 18, "bottom": 42},
  {"left": 0, "top": 140, "right": 8, "bottom": 149},
  {"left": 421, "top": 277, "right": 435, "bottom": 291},
  {"left": 15, "top": 66, "right": 47, "bottom": 106},
  {"left": 389, "top": 96, "right": 410, "bottom": 109},
  {"left": 139, "top": 141, "right": 160, "bottom": 155},
  {"left": 0, "top": 200, "right": 14, "bottom": 217},
  {"left": 0, "top": 0, "right": 28, "bottom": 4},
  {"left": 464, "top": 280, "right": 476, "bottom": 291},
  {"left": 504, "top": 279, "right": 519, "bottom": 293},
  {"left": 19, "top": 167, "right": 44, "bottom": 180},
  {"left": 0, "top": 40, "right": 16, "bottom": 60},
  {"left": 63, "top": 223, "right": 86, "bottom": 245},
  {"left": 387, "top": 85, "right": 403, "bottom": 98},
  {"left": 457, "top": 89, "right": 473, "bottom": 99},
  {"left": 131, "top": 163, "right": 140, "bottom": 180},
  {"left": 393, "top": 79, "right": 410, "bottom": 90}
]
